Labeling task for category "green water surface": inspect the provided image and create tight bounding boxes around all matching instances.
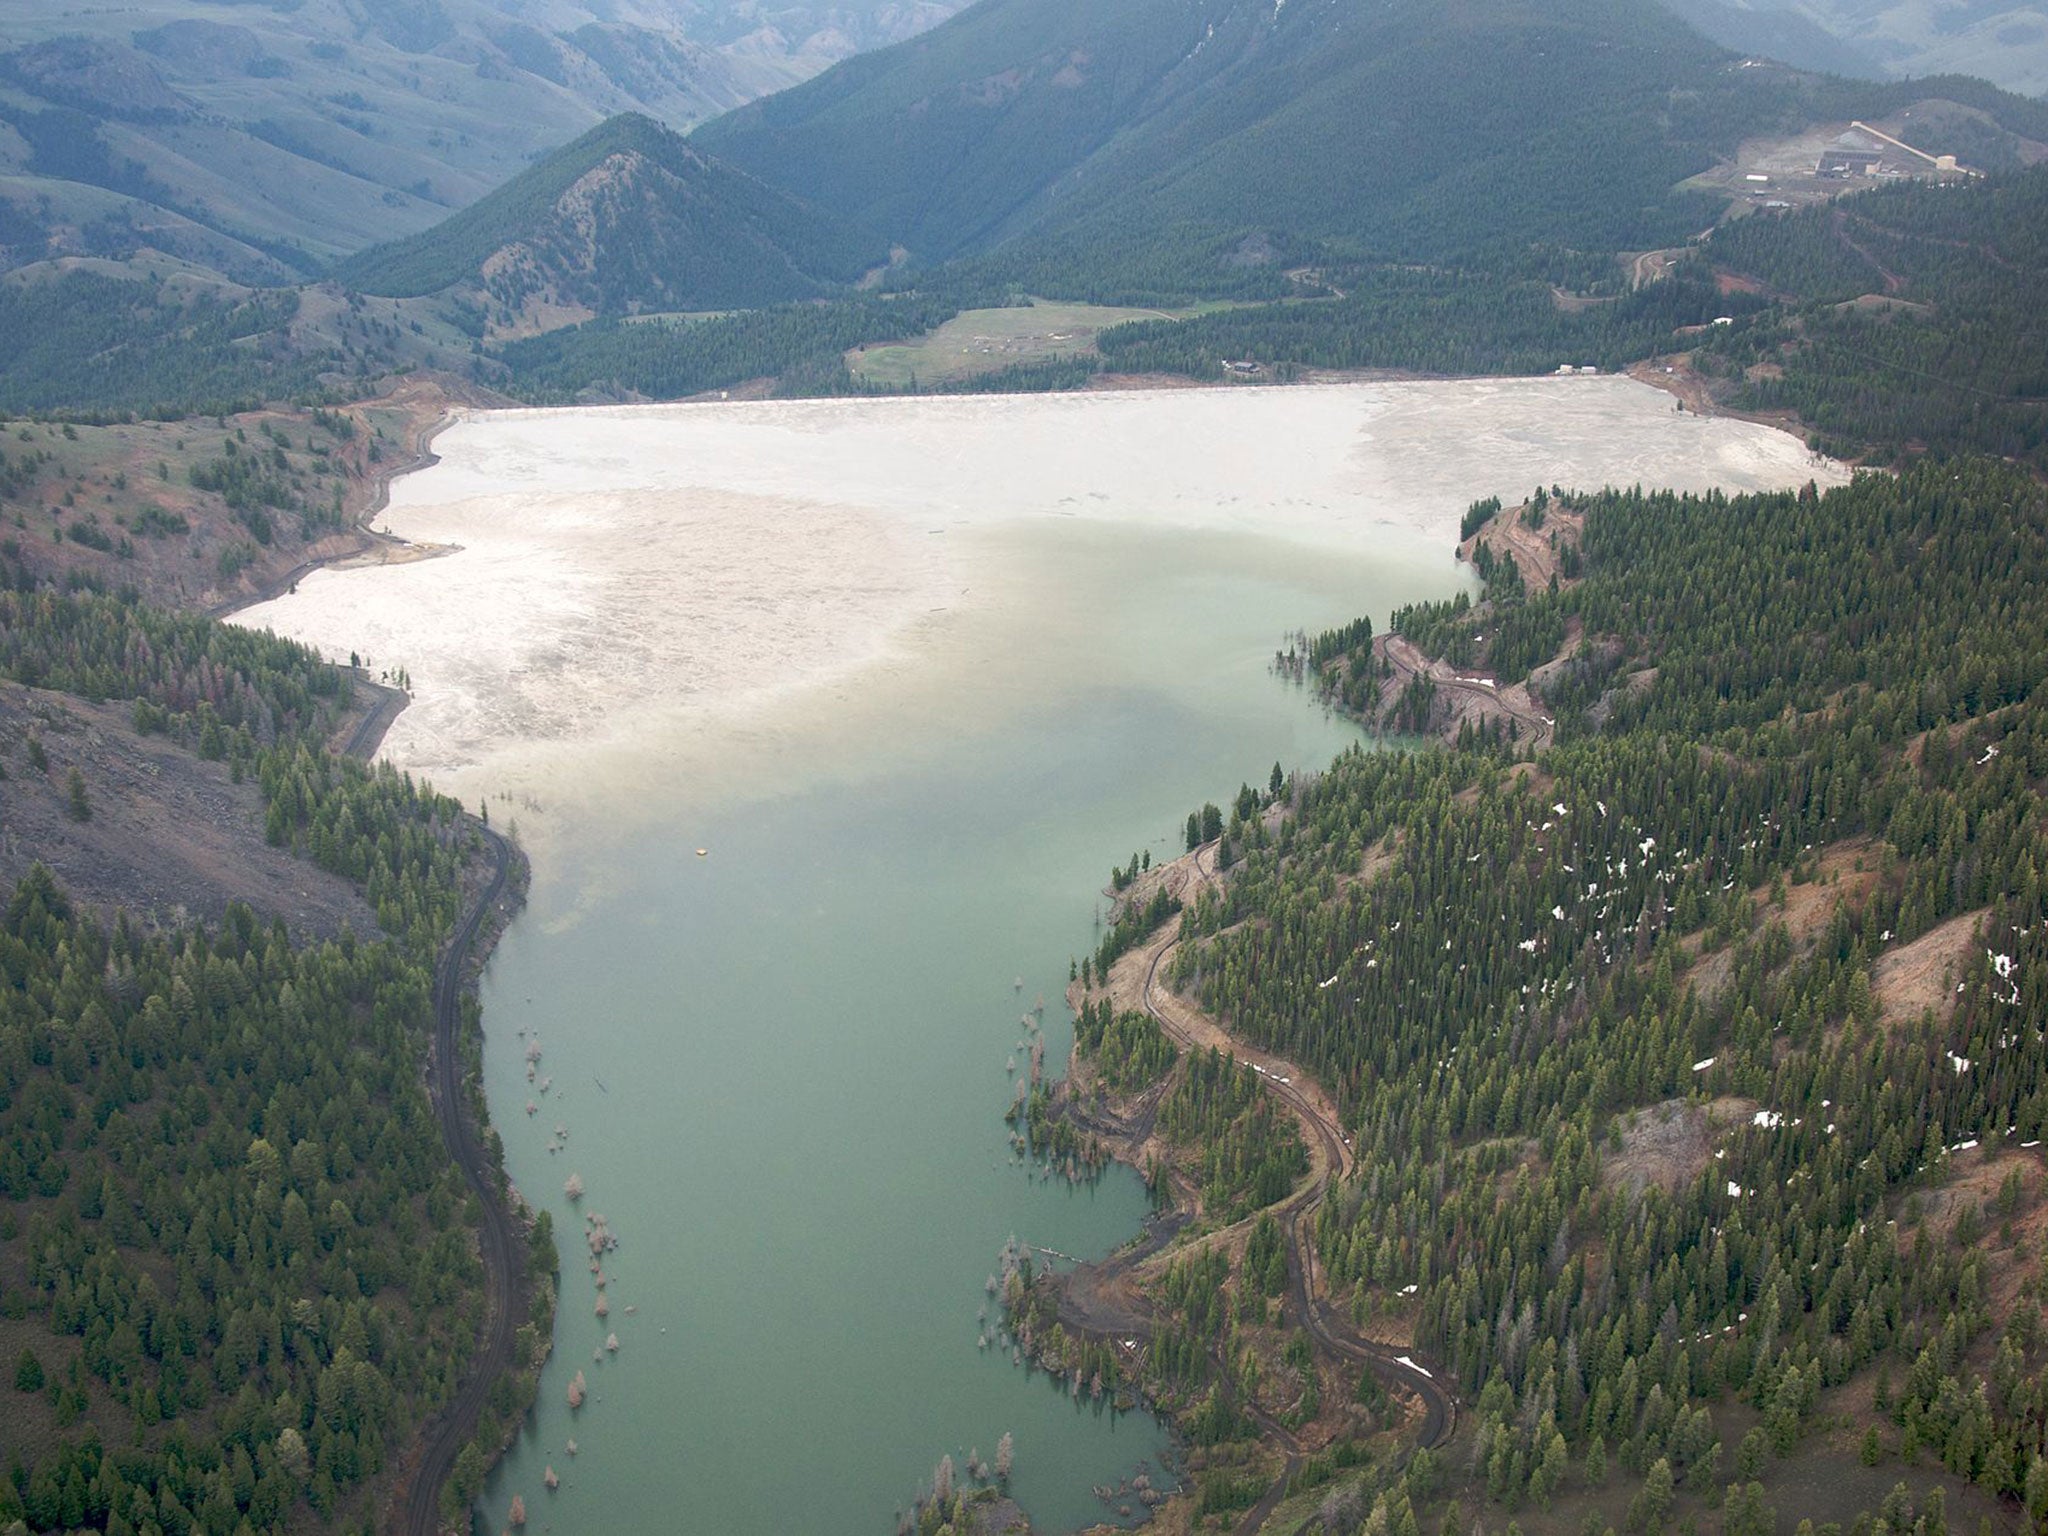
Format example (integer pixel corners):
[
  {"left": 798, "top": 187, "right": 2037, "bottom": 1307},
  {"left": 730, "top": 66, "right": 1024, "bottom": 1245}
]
[{"left": 476, "top": 520, "right": 1465, "bottom": 1534}]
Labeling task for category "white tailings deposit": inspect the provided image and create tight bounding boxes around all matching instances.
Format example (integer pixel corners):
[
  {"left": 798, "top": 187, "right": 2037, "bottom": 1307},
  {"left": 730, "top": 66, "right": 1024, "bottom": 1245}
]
[{"left": 234, "top": 379, "right": 1844, "bottom": 836}]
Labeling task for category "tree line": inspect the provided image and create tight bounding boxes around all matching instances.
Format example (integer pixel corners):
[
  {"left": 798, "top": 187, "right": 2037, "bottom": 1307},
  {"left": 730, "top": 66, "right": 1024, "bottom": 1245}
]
[
  {"left": 0, "top": 585, "right": 548, "bottom": 1534},
  {"left": 1048, "top": 453, "right": 2048, "bottom": 1530}
]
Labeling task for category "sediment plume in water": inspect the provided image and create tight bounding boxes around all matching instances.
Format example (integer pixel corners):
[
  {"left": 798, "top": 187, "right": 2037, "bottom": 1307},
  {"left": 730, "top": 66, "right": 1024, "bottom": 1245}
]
[{"left": 232, "top": 382, "right": 1842, "bottom": 843}]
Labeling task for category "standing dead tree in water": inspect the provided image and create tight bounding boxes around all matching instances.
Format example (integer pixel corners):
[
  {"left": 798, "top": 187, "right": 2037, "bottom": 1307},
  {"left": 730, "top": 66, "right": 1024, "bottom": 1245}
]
[{"left": 996, "top": 1431, "right": 1014, "bottom": 1482}]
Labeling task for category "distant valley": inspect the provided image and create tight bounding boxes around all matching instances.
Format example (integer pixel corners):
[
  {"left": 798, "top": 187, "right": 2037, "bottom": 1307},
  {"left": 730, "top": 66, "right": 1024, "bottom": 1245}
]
[
  {"left": 0, "top": 0, "right": 962, "bottom": 281},
  {"left": 1660, "top": 0, "right": 2048, "bottom": 97},
  {"left": 0, "top": 0, "right": 2041, "bottom": 486}
]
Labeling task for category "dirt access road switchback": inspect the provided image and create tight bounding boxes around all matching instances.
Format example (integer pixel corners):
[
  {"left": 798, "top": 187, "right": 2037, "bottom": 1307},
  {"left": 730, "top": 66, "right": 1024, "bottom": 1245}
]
[{"left": 1066, "top": 840, "right": 1456, "bottom": 1533}]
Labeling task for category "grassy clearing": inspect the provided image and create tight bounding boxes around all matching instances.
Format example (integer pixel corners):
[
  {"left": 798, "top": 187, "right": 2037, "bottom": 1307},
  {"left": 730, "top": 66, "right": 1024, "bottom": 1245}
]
[
  {"left": 845, "top": 300, "right": 1229, "bottom": 387},
  {"left": 0, "top": 399, "right": 409, "bottom": 607}
]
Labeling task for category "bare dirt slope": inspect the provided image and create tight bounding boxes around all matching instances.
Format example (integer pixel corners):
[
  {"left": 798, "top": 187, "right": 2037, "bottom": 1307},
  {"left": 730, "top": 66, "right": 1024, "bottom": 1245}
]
[
  {"left": 1460, "top": 498, "right": 1586, "bottom": 592},
  {"left": 1377, "top": 633, "right": 1557, "bottom": 753},
  {"left": 0, "top": 374, "right": 501, "bottom": 615},
  {"left": 0, "top": 680, "right": 379, "bottom": 938},
  {"left": 1872, "top": 906, "right": 1984, "bottom": 1028},
  {"left": 1602, "top": 1095, "right": 1759, "bottom": 1198}
]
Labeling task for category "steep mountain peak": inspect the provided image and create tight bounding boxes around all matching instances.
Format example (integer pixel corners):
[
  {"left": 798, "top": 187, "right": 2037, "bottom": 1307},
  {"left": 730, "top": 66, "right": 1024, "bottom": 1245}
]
[
  {"left": 0, "top": 34, "right": 192, "bottom": 119},
  {"left": 691, "top": 0, "right": 2047, "bottom": 297},
  {"left": 336, "top": 112, "right": 885, "bottom": 334},
  {"left": 692, "top": 0, "right": 1736, "bottom": 266}
]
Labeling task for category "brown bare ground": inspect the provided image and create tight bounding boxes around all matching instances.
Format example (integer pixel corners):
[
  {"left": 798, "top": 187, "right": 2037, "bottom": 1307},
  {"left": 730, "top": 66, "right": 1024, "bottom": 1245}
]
[
  {"left": 1100, "top": 865, "right": 1345, "bottom": 1186},
  {"left": 1686, "top": 937, "right": 1739, "bottom": 1006},
  {"left": 1970, "top": 1156, "right": 2048, "bottom": 1322},
  {"left": 1903, "top": 704, "right": 2024, "bottom": 769},
  {"left": 1338, "top": 832, "right": 1403, "bottom": 892},
  {"left": 1872, "top": 908, "right": 1986, "bottom": 1028},
  {"left": 1916, "top": 1144, "right": 2042, "bottom": 1241},
  {"left": 1, "top": 374, "right": 501, "bottom": 615},
  {"left": 1549, "top": 286, "right": 1617, "bottom": 315},
  {"left": 1601, "top": 1096, "right": 1758, "bottom": 1197},
  {"left": 1074, "top": 842, "right": 1348, "bottom": 1274},
  {"left": 1777, "top": 837, "right": 1882, "bottom": 949},
  {"left": 1902, "top": 1145, "right": 2048, "bottom": 1337},
  {"left": 1717, "top": 270, "right": 1771, "bottom": 296},
  {"left": 1625, "top": 354, "right": 1812, "bottom": 440},
  {"left": 1525, "top": 620, "right": 1587, "bottom": 698},
  {"left": 1377, "top": 633, "right": 1556, "bottom": 753},
  {"left": 1461, "top": 499, "right": 1586, "bottom": 592},
  {"left": 1687, "top": 839, "right": 1885, "bottom": 1002},
  {"left": 0, "top": 680, "right": 379, "bottom": 939}
]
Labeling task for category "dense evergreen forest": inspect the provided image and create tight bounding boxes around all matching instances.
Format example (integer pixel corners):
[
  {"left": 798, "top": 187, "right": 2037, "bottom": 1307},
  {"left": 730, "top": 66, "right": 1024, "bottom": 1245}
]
[
  {"left": 1, "top": 17, "right": 2045, "bottom": 1533},
  {"left": 0, "top": 277, "right": 342, "bottom": 422},
  {"left": 335, "top": 114, "right": 888, "bottom": 317},
  {"left": 1695, "top": 169, "right": 2048, "bottom": 466},
  {"left": 1093, "top": 163, "right": 2048, "bottom": 466},
  {"left": 0, "top": 592, "right": 546, "bottom": 1533},
  {"left": 1095, "top": 263, "right": 1762, "bottom": 380},
  {"left": 1027, "top": 454, "right": 2048, "bottom": 1533}
]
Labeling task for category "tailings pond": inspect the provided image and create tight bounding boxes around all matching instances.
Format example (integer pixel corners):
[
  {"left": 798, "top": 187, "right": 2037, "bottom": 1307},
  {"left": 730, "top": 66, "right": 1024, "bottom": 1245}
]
[{"left": 234, "top": 379, "right": 1841, "bottom": 1532}]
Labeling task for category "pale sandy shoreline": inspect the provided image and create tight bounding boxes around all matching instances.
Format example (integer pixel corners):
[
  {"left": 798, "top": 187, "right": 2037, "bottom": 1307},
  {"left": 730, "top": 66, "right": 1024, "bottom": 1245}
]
[
  {"left": 232, "top": 378, "right": 1846, "bottom": 841},
  {"left": 388, "top": 376, "right": 1838, "bottom": 543}
]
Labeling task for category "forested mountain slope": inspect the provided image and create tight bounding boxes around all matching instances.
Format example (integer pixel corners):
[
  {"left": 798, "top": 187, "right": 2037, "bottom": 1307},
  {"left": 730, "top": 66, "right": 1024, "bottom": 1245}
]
[
  {"left": 0, "top": 0, "right": 961, "bottom": 283},
  {"left": 692, "top": 0, "right": 2045, "bottom": 291},
  {"left": 1022, "top": 451, "right": 2048, "bottom": 1533},
  {"left": 1693, "top": 164, "right": 2048, "bottom": 465},
  {"left": 1018, "top": 158, "right": 2044, "bottom": 475},
  {"left": 962, "top": 72, "right": 2048, "bottom": 1530},
  {"left": 697, "top": 0, "right": 1728, "bottom": 265},
  {"left": 0, "top": 590, "right": 552, "bottom": 1534},
  {"left": 337, "top": 113, "right": 885, "bottom": 330}
]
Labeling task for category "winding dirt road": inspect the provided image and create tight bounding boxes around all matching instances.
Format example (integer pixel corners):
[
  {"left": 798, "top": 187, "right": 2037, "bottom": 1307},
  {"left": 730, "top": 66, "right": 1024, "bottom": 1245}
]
[
  {"left": 1380, "top": 633, "right": 1555, "bottom": 754},
  {"left": 397, "top": 824, "right": 521, "bottom": 1536},
  {"left": 1064, "top": 841, "right": 1454, "bottom": 1532},
  {"left": 337, "top": 678, "right": 407, "bottom": 761}
]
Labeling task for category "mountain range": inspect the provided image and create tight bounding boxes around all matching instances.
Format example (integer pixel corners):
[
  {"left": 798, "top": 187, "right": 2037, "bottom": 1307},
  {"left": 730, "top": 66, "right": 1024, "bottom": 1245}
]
[
  {"left": 689, "top": 0, "right": 2048, "bottom": 295},
  {"left": 1661, "top": 0, "right": 2048, "bottom": 95},
  {"left": 2, "top": 0, "right": 2044, "bottom": 397},
  {"left": 0, "top": 0, "right": 962, "bottom": 282},
  {"left": 8, "top": 0, "right": 2047, "bottom": 314},
  {"left": 336, "top": 112, "right": 888, "bottom": 330}
]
